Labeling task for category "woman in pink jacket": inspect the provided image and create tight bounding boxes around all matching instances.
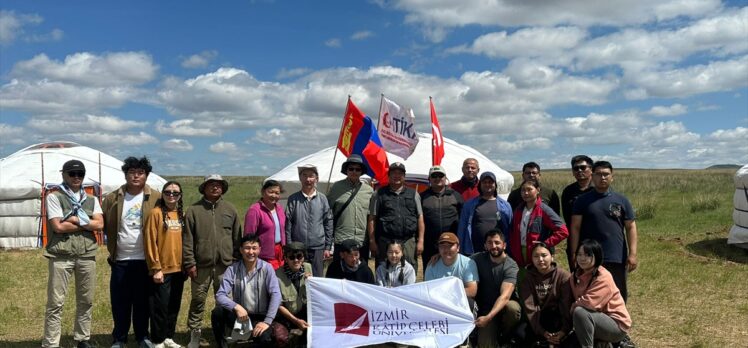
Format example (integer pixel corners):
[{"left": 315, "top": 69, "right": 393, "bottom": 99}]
[
  {"left": 508, "top": 179, "right": 568, "bottom": 269},
  {"left": 571, "top": 239, "right": 631, "bottom": 348},
  {"left": 245, "top": 180, "right": 286, "bottom": 269}
]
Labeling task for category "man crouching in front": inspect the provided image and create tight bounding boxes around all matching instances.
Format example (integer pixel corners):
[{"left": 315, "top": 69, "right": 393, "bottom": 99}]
[{"left": 212, "top": 234, "right": 281, "bottom": 348}]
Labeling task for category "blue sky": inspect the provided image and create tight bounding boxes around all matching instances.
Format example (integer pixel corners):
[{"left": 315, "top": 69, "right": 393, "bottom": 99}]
[{"left": 1, "top": 0, "right": 746, "bottom": 175}]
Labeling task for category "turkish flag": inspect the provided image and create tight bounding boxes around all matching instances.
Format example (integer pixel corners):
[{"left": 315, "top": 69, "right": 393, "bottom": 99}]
[{"left": 430, "top": 98, "right": 444, "bottom": 166}]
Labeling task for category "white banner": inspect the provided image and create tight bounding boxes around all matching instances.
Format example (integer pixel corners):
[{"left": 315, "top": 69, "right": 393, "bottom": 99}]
[
  {"left": 379, "top": 97, "right": 419, "bottom": 159},
  {"left": 307, "top": 277, "right": 475, "bottom": 348}
]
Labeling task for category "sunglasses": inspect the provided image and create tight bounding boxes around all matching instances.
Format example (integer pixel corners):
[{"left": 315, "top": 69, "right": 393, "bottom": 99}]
[
  {"left": 572, "top": 165, "right": 589, "bottom": 171},
  {"left": 430, "top": 173, "right": 445, "bottom": 179},
  {"left": 163, "top": 190, "right": 182, "bottom": 197},
  {"left": 287, "top": 252, "right": 305, "bottom": 261},
  {"left": 347, "top": 167, "right": 363, "bottom": 173},
  {"left": 67, "top": 171, "right": 85, "bottom": 178}
]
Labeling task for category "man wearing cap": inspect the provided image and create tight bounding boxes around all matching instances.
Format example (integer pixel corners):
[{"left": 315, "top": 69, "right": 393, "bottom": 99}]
[
  {"left": 507, "top": 162, "right": 560, "bottom": 215},
  {"left": 274, "top": 242, "right": 312, "bottom": 347},
  {"left": 102, "top": 156, "right": 161, "bottom": 348},
  {"left": 42, "top": 160, "right": 104, "bottom": 348},
  {"left": 424, "top": 232, "right": 479, "bottom": 300},
  {"left": 183, "top": 174, "right": 243, "bottom": 348},
  {"left": 470, "top": 229, "right": 521, "bottom": 347},
  {"left": 420, "top": 165, "right": 463, "bottom": 267},
  {"left": 368, "top": 162, "right": 425, "bottom": 271},
  {"left": 325, "top": 239, "right": 375, "bottom": 283},
  {"left": 327, "top": 154, "right": 373, "bottom": 264},
  {"left": 450, "top": 158, "right": 481, "bottom": 202},
  {"left": 285, "top": 164, "right": 333, "bottom": 277},
  {"left": 457, "top": 172, "right": 512, "bottom": 255}
]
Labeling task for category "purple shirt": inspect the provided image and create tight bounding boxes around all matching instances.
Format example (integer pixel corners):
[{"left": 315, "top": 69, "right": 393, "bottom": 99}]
[{"left": 245, "top": 201, "right": 286, "bottom": 260}]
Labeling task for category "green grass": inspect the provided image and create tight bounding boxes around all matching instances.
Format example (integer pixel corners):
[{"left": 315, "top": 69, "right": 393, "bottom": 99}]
[{"left": 2, "top": 169, "right": 747, "bottom": 347}]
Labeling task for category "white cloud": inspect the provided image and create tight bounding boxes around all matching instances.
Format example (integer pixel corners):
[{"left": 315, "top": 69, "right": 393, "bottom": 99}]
[
  {"left": 625, "top": 55, "right": 748, "bottom": 99},
  {"left": 11, "top": 52, "right": 157, "bottom": 86},
  {"left": 449, "top": 27, "right": 587, "bottom": 60},
  {"left": 26, "top": 28, "right": 63, "bottom": 43},
  {"left": 162, "top": 138, "right": 193, "bottom": 151},
  {"left": 24, "top": 114, "right": 146, "bottom": 133},
  {"left": 209, "top": 141, "right": 238, "bottom": 153},
  {"left": 324, "top": 38, "right": 341, "bottom": 48},
  {"left": 181, "top": 50, "right": 218, "bottom": 69},
  {"left": 0, "top": 123, "right": 24, "bottom": 138},
  {"left": 387, "top": 0, "right": 722, "bottom": 42},
  {"left": 276, "top": 67, "right": 311, "bottom": 79},
  {"left": 155, "top": 119, "right": 220, "bottom": 136},
  {"left": 81, "top": 131, "right": 159, "bottom": 146},
  {"left": 0, "top": 10, "right": 42, "bottom": 44},
  {"left": 0, "top": 78, "right": 139, "bottom": 114},
  {"left": 646, "top": 103, "right": 688, "bottom": 117},
  {"left": 351, "top": 30, "right": 374, "bottom": 40}
]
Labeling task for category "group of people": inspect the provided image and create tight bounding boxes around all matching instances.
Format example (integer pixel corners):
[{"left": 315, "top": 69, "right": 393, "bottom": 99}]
[{"left": 41, "top": 153, "right": 638, "bottom": 348}]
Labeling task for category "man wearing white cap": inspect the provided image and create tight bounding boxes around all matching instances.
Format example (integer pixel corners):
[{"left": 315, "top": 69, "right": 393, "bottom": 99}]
[
  {"left": 183, "top": 174, "right": 243, "bottom": 348},
  {"left": 420, "top": 165, "right": 463, "bottom": 268},
  {"left": 285, "top": 164, "right": 333, "bottom": 276}
]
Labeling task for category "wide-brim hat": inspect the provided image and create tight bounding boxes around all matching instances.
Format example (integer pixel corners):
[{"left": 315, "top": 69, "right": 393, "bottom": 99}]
[
  {"left": 341, "top": 154, "right": 368, "bottom": 175},
  {"left": 199, "top": 174, "right": 229, "bottom": 194}
]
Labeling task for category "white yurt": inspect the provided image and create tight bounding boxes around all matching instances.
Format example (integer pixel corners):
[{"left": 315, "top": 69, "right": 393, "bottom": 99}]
[
  {"left": 728, "top": 164, "right": 748, "bottom": 249},
  {"left": 0, "top": 142, "right": 168, "bottom": 249},
  {"left": 268, "top": 132, "right": 513, "bottom": 199}
]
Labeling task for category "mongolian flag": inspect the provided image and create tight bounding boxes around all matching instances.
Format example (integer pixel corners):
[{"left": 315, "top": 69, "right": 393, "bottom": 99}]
[
  {"left": 337, "top": 98, "right": 390, "bottom": 183},
  {"left": 430, "top": 97, "right": 445, "bottom": 166}
]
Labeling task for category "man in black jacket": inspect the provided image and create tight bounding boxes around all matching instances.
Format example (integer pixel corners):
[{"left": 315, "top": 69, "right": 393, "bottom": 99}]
[{"left": 420, "top": 165, "right": 463, "bottom": 267}]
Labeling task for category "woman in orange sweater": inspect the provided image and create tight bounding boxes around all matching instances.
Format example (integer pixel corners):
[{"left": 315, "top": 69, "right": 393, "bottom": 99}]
[
  {"left": 144, "top": 181, "right": 186, "bottom": 348},
  {"left": 571, "top": 239, "right": 632, "bottom": 348}
]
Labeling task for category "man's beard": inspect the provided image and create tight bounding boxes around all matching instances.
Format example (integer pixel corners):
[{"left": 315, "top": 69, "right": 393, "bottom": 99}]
[{"left": 489, "top": 248, "right": 504, "bottom": 257}]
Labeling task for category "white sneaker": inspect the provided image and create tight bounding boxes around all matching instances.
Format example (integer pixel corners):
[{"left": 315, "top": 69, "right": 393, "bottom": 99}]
[
  {"left": 154, "top": 343, "right": 165, "bottom": 348},
  {"left": 163, "top": 338, "right": 182, "bottom": 348},
  {"left": 187, "top": 329, "right": 201, "bottom": 348}
]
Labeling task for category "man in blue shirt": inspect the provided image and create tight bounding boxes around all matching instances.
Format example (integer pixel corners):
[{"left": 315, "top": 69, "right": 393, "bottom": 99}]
[{"left": 570, "top": 161, "right": 638, "bottom": 302}]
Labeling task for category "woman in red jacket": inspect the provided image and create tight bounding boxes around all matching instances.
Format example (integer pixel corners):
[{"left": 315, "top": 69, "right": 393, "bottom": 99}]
[
  {"left": 509, "top": 179, "right": 568, "bottom": 269},
  {"left": 245, "top": 180, "right": 286, "bottom": 269},
  {"left": 572, "top": 239, "right": 631, "bottom": 348}
]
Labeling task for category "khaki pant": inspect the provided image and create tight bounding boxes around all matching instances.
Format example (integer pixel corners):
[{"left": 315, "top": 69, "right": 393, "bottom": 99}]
[
  {"left": 187, "top": 264, "right": 228, "bottom": 330},
  {"left": 42, "top": 256, "right": 96, "bottom": 347},
  {"left": 476, "top": 300, "right": 522, "bottom": 348}
]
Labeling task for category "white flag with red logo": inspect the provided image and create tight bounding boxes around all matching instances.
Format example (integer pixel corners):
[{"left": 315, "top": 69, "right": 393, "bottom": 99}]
[
  {"left": 307, "top": 277, "right": 475, "bottom": 348},
  {"left": 378, "top": 96, "right": 419, "bottom": 159}
]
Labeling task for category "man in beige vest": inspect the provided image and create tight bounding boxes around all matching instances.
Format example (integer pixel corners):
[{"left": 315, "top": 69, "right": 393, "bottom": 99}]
[{"left": 42, "top": 160, "right": 103, "bottom": 348}]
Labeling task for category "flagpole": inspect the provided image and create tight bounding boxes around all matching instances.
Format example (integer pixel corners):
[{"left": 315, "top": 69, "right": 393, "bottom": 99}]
[
  {"left": 326, "top": 95, "right": 351, "bottom": 194},
  {"left": 376, "top": 93, "right": 384, "bottom": 130}
]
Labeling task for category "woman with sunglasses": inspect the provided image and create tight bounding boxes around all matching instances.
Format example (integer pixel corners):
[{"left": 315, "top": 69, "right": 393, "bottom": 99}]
[
  {"left": 508, "top": 179, "right": 568, "bottom": 273},
  {"left": 519, "top": 242, "right": 572, "bottom": 347},
  {"left": 571, "top": 239, "right": 631, "bottom": 348},
  {"left": 273, "top": 242, "right": 313, "bottom": 347},
  {"left": 144, "top": 181, "right": 186, "bottom": 348},
  {"left": 245, "top": 180, "right": 287, "bottom": 269}
]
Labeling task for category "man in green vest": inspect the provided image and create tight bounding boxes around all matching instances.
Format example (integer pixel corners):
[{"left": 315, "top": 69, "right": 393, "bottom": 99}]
[{"left": 42, "top": 160, "right": 104, "bottom": 348}]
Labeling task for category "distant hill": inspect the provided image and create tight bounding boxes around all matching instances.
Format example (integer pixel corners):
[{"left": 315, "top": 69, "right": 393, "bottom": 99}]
[{"left": 706, "top": 164, "right": 741, "bottom": 169}]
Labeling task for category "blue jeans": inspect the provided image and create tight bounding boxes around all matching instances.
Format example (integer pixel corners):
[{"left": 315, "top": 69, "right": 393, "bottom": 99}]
[{"left": 110, "top": 259, "right": 151, "bottom": 343}]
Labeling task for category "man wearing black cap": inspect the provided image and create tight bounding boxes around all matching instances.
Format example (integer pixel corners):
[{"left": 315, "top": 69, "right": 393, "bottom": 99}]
[
  {"left": 327, "top": 154, "right": 373, "bottom": 264},
  {"left": 368, "top": 162, "right": 425, "bottom": 272},
  {"left": 183, "top": 174, "right": 242, "bottom": 348},
  {"left": 102, "top": 156, "right": 161, "bottom": 348},
  {"left": 457, "top": 171, "right": 512, "bottom": 255},
  {"left": 325, "top": 239, "right": 375, "bottom": 284},
  {"left": 42, "top": 160, "right": 103, "bottom": 348}
]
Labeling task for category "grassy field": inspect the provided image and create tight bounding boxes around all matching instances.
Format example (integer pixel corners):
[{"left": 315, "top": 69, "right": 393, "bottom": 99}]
[{"left": 1, "top": 169, "right": 747, "bottom": 347}]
